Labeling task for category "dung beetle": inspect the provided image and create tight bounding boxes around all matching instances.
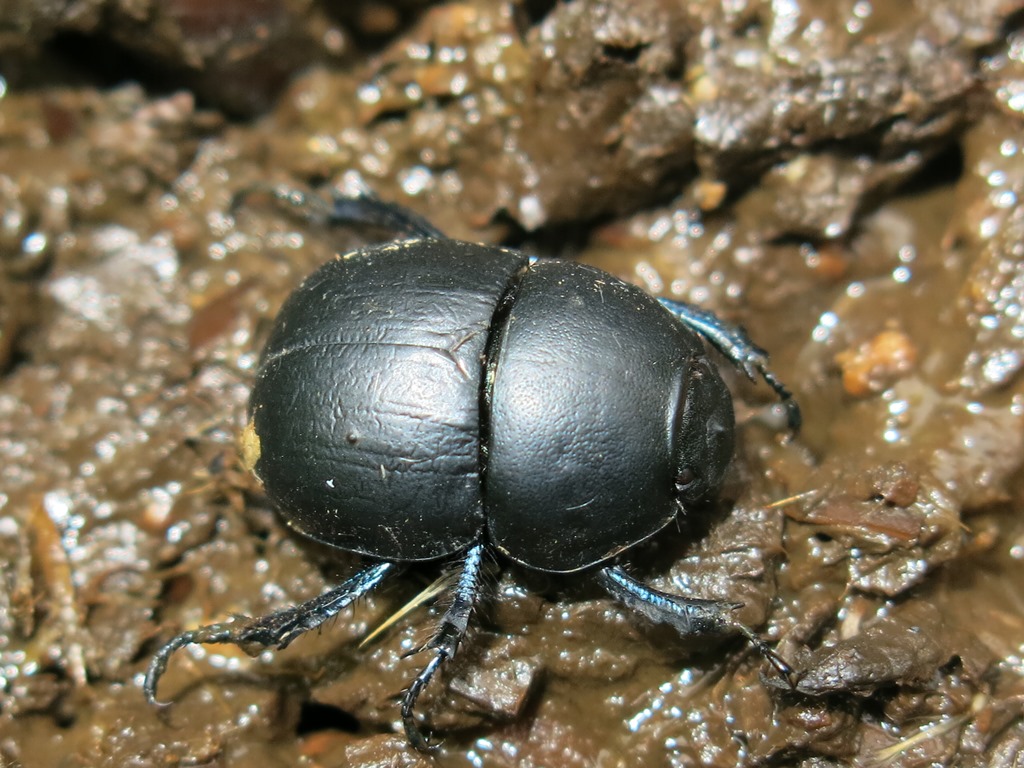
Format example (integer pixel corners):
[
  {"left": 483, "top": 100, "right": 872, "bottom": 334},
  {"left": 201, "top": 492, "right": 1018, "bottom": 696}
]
[{"left": 145, "top": 184, "right": 801, "bottom": 750}]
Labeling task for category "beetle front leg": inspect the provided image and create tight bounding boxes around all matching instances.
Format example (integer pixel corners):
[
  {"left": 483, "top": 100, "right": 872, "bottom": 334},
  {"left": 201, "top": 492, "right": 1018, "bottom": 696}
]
[
  {"left": 401, "top": 543, "right": 487, "bottom": 751},
  {"left": 658, "top": 298, "right": 801, "bottom": 433},
  {"left": 595, "top": 565, "right": 794, "bottom": 685},
  {"left": 145, "top": 560, "right": 400, "bottom": 706}
]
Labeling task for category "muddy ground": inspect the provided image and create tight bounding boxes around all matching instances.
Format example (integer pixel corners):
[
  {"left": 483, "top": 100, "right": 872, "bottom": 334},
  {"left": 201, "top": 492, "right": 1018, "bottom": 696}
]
[{"left": 2, "top": 1, "right": 1024, "bottom": 766}]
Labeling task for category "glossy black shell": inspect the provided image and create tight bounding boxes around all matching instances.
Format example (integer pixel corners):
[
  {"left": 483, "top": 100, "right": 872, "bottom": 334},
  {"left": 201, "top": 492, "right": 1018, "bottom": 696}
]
[{"left": 245, "top": 238, "right": 734, "bottom": 573}]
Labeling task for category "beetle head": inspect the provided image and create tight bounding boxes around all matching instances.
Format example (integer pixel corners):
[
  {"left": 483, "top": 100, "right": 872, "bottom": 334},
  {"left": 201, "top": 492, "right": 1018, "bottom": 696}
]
[{"left": 672, "top": 357, "right": 735, "bottom": 508}]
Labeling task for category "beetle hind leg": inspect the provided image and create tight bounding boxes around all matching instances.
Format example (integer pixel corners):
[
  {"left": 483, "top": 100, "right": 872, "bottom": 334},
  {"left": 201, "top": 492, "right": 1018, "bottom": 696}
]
[
  {"left": 144, "top": 560, "right": 399, "bottom": 706},
  {"left": 325, "top": 185, "right": 447, "bottom": 241},
  {"left": 658, "top": 298, "right": 801, "bottom": 433},
  {"left": 231, "top": 179, "right": 446, "bottom": 241},
  {"left": 596, "top": 565, "right": 794, "bottom": 685},
  {"left": 401, "top": 543, "right": 487, "bottom": 751}
]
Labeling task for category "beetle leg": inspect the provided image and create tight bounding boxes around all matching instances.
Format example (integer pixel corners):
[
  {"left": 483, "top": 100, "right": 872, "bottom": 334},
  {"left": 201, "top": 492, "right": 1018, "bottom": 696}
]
[
  {"left": 144, "top": 560, "right": 399, "bottom": 706},
  {"left": 657, "top": 298, "right": 802, "bottom": 433},
  {"left": 325, "top": 186, "right": 447, "bottom": 241},
  {"left": 595, "top": 565, "right": 795, "bottom": 686},
  {"left": 231, "top": 180, "right": 446, "bottom": 241},
  {"left": 401, "top": 543, "right": 487, "bottom": 751}
]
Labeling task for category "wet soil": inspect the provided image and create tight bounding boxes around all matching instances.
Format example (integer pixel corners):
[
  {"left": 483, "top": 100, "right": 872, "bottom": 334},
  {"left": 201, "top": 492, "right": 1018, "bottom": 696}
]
[{"left": 2, "top": 1, "right": 1024, "bottom": 766}]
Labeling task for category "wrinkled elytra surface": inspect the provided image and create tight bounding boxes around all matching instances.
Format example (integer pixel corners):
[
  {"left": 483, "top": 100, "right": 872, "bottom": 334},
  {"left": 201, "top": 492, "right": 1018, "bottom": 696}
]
[{"left": 144, "top": 189, "right": 799, "bottom": 749}]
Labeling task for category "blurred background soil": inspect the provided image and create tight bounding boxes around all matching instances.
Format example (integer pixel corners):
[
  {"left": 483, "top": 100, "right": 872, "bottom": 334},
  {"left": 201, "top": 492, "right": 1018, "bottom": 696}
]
[{"left": 2, "top": 1, "right": 1024, "bottom": 766}]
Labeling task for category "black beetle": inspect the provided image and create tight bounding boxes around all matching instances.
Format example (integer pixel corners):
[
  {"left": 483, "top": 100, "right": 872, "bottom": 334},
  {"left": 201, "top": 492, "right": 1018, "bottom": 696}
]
[{"left": 145, "top": 185, "right": 800, "bottom": 750}]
